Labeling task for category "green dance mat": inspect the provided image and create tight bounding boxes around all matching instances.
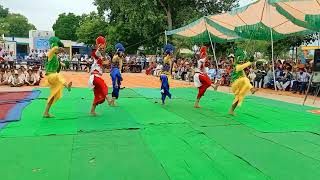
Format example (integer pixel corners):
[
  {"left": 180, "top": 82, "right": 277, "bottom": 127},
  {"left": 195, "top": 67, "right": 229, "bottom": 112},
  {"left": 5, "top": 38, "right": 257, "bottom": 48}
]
[{"left": 0, "top": 88, "right": 320, "bottom": 180}]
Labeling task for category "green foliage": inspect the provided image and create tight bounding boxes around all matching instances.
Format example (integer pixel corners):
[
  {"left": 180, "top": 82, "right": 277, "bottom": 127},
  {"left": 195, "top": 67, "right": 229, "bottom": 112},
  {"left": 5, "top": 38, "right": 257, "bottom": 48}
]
[
  {"left": 266, "top": 34, "right": 317, "bottom": 59},
  {"left": 0, "top": 5, "right": 9, "bottom": 18},
  {"left": 4, "top": 13, "right": 36, "bottom": 37},
  {"left": 92, "top": 0, "right": 239, "bottom": 53},
  {"left": 76, "top": 12, "right": 108, "bottom": 45},
  {"left": 52, "top": 13, "right": 82, "bottom": 41},
  {"left": 0, "top": 6, "right": 36, "bottom": 37}
]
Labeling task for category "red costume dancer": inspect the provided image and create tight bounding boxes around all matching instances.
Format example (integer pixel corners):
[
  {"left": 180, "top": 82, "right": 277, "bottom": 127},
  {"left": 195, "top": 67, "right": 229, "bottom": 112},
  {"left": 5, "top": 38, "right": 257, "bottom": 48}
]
[
  {"left": 89, "top": 36, "right": 110, "bottom": 116},
  {"left": 193, "top": 46, "right": 218, "bottom": 108}
]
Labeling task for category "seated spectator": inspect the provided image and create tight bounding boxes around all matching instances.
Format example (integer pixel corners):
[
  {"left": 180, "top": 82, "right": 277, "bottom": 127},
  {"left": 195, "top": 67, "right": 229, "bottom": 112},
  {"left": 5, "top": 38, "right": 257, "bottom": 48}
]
[
  {"left": 264, "top": 67, "right": 274, "bottom": 88},
  {"left": 25, "top": 68, "right": 40, "bottom": 86},
  {"left": 292, "top": 66, "right": 310, "bottom": 94},
  {"left": 275, "top": 67, "right": 293, "bottom": 91},
  {"left": 9, "top": 70, "right": 24, "bottom": 87},
  {"left": 18, "top": 68, "right": 26, "bottom": 85}
]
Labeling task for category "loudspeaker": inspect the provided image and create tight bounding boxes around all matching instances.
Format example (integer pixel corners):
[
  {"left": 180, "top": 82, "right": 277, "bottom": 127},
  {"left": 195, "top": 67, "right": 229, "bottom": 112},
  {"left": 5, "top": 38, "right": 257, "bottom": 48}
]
[{"left": 314, "top": 49, "right": 320, "bottom": 72}]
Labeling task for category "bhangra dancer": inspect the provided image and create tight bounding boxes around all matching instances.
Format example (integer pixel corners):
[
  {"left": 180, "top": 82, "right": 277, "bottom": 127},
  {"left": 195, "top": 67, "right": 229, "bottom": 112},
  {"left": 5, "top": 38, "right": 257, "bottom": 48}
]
[
  {"left": 229, "top": 48, "right": 258, "bottom": 115},
  {"left": 193, "top": 46, "right": 218, "bottom": 108},
  {"left": 89, "top": 36, "right": 111, "bottom": 116},
  {"left": 43, "top": 36, "right": 72, "bottom": 118},
  {"left": 110, "top": 43, "right": 125, "bottom": 106},
  {"left": 160, "top": 44, "right": 174, "bottom": 104}
]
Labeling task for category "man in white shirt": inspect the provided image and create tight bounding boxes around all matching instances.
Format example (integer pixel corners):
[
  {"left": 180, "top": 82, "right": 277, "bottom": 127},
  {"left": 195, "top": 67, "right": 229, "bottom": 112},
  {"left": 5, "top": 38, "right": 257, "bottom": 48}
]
[
  {"left": 5, "top": 51, "right": 15, "bottom": 68},
  {"left": 10, "top": 70, "right": 24, "bottom": 87}
]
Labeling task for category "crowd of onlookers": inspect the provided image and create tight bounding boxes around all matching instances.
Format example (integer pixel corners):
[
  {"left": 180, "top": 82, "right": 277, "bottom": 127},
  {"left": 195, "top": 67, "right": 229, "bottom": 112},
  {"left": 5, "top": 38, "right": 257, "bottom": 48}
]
[
  {"left": 147, "top": 55, "right": 319, "bottom": 95},
  {"left": 1, "top": 46, "right": 318, "bottom": 96},
  {"left": 0, "top": 65, "right": 43, "bottom": 87}
]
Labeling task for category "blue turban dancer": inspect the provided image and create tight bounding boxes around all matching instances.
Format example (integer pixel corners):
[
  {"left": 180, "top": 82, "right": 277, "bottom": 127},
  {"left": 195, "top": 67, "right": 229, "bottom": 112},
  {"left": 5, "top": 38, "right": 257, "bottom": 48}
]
[
  {"left": 43, "top": 36, "right": 72, "bottom": 118},
  {"left": 110, "top": 43, "right": 125, "bottom": 106},
  {"left": 159, "top": 44, "right": 174, "bottom": 105}
]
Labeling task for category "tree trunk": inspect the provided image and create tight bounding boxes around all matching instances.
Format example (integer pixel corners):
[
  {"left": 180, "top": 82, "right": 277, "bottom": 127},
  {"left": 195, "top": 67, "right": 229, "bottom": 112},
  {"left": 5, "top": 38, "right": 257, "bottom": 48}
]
[
  {"left": 167, "top": 9, "right": 173, "bottom": 30},
  {"left": 158, "top": 0, "right": 173, "bottom": 30}
]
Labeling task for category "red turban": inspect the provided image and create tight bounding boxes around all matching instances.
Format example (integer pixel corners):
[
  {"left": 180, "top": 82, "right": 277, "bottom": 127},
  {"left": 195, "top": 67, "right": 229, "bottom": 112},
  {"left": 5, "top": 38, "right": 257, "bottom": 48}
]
[
  {"left": 96, "top": 36, "right": 106, "bottom": 46},
  {"left": 200, "top": 46, "right": 207, "bottom": 59}
]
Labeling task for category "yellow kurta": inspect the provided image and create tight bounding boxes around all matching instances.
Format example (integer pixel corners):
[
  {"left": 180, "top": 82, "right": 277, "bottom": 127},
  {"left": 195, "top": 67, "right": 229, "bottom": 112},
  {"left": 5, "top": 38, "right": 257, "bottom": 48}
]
[
  {"left": 231, "top": 62, "right": 253, "bottom": 107},
  {"left": 45, "top": 47, "right": 66, "bottom": 105}
]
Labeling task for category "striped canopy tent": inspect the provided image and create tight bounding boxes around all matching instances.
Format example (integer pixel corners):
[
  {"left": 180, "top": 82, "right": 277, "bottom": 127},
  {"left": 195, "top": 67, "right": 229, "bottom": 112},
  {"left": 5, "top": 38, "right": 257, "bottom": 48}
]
[
  {"left": 270, "top": 0, "right": 320, "bottom": 31},
  {"left": 207, "top": 0, "right": 311, "bottom": 41},
  {"left": 165, "top": 17, "right": 240, "bottom": 43},
  {"left": 165, "top": 17, "right": 240, "bottom": 68}
]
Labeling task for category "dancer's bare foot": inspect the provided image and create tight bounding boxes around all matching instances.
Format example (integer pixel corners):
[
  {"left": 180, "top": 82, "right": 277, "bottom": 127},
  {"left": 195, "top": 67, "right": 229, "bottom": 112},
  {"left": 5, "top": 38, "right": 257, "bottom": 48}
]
[
  {"left": 66, "top": 82, "right": 72, "bottom": 92},
  {"left": 212, "top": 84, "right": 219, "bottom": 91},
  {"left": 106, "top": 98, "right": 112, "bottom": 106},
  {"left": 250, "top": 88, "right": 258, "bottom": 95},
  {"left": 228, "top": 111, "right": 235, "bottom": 116},
  {"left": 43, "top": 113, "right": 54, "bottom": 118},
  {"left": 90, "top": 111, "right": 97, "bottom": 116},
  {"left": 194, "top": 105, "right": 201, "bottom": 108}
]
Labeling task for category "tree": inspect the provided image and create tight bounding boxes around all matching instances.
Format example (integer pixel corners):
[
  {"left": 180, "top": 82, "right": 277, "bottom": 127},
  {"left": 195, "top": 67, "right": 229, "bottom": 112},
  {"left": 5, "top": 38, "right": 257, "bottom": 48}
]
[
  {"left": 76, "top": 12, "right": 108, "bottom": 45},
  {"left": 95, "top": 0, "right": 238, "bottom": 30},
  {"left": 0, "top": 5, "right": 36, "bottom": 37},
  {"left": 5, "top": 13, "right": 36, "bottom": 37},
  {"left": 92, "top": 0, "right": 239, "bottom": 53},
  {"left": 157, "top": 0, "right": 239, "bottom": 30},
  {"left": 53, "top": 13, "right": 82, "bottom": 41},
  {"left": 0, "top": 5, "right": 9, "bottom": 18},
  {"left": 93, "top": 0, "right": 167, "bottom": 53},
  {"left": 266, "top": 34, "right": 317, "bottom": 59}
]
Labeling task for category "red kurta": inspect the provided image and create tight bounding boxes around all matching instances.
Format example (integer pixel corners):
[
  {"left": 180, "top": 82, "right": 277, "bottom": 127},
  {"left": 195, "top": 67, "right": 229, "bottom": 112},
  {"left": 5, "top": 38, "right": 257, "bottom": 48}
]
[
  {"left": 93, "top": 75, "right": 108, "bottom": 105},
  {"left": 197, "top": 73, "right": 212, "bottom": 99}
]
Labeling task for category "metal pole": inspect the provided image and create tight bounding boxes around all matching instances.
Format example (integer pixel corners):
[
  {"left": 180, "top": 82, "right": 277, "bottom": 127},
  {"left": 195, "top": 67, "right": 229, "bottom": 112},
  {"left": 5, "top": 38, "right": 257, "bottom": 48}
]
[
  {"left": 268, "top": 3, "right": 277, "bottom": 91},
  {"left": 313, "top": 85, "right": 320, "bottom": 104},
  {"left": 165, "top": 30, "right": 168, "bottom": 44},
  {"left": 303, "top": 72, "right": 314, "bottom": 106},
  {"left": 204, "top": 17, "right": 219, "bottom": 69}
]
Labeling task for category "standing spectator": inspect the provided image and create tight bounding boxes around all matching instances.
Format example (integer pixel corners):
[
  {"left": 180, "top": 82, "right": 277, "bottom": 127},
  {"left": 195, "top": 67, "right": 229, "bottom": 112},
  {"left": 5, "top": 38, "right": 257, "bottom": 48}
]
[
  {"left": 264, "top": 66, "right": 274, "bottom": 88},
  {"left": 5, "top": 51, "right": 15, "bottom": 68},
  {"left": 254, "top": 69, "right": 264, "bottom": 88},
  {"left": 292, "top": 66, "right": 310, "bottom": 94},
  {"left": 0, "top": 68, "right": 7, "bottom": 85},
  {"left": 248, "top": 68, "right": 256, "bottom": 85},
  {"left": 207, "top": 64, "right": 216, "bottom": 81}
]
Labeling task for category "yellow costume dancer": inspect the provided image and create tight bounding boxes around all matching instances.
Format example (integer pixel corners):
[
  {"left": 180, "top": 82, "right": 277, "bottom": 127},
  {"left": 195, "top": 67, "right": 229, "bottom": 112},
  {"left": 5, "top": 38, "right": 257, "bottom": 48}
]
[
  {"left": 43, "top": 37, "right": 72, "bottom": 118},
  {"left": 229, "top": 48, "right": 257, "bottom": 115}
]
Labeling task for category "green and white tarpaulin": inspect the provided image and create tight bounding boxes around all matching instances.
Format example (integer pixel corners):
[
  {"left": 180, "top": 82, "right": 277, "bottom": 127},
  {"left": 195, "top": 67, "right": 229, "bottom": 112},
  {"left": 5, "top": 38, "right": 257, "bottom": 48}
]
[
  {"left": 270, "top": 0, "right": 320, "bottom": 32},
  {"left": 207, "top": 0, "right": 311, "bottom": 41},
  {"left": 165, "top": 17, "right": 240, "bottom": 43}
]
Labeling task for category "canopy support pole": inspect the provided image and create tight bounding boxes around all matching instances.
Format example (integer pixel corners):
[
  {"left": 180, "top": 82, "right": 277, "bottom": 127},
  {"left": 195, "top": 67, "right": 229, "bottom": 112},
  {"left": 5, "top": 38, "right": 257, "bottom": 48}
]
[
  {"left": 268, "top": 4, "right": 277, "bottom": 91},
  {"left": 270, "top": 29, "right": 277, "bottom": 91},
  {"left": 204, "top": 17, "right": 219, "bottom": 69},
  {"left": 165, "top": 30, "right": 168, "bottom": 44}
]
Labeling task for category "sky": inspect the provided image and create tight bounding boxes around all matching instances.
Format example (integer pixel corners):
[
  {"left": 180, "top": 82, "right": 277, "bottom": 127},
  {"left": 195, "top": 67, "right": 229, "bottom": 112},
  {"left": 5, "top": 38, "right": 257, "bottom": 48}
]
[{"left": 0, "top": 0, "right": 255, "bottom": 31}]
